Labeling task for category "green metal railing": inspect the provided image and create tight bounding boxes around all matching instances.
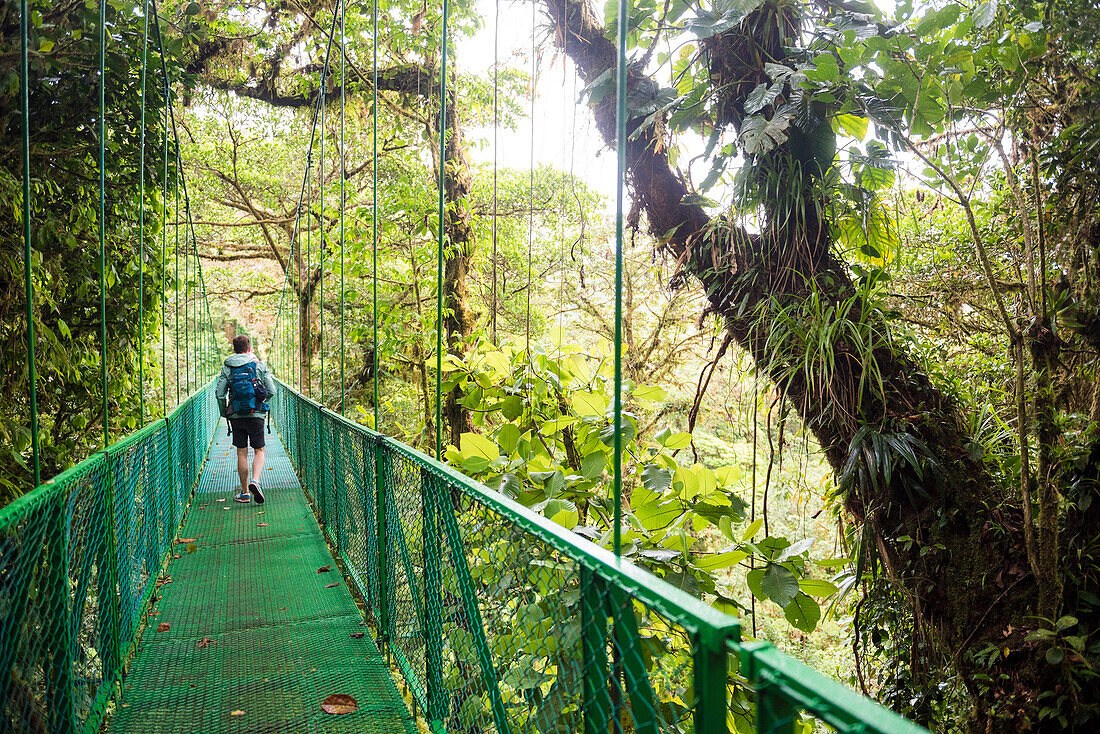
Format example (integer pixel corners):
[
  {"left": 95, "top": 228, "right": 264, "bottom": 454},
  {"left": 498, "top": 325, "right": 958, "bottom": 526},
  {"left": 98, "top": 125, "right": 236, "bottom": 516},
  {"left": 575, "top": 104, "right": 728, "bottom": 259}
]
[
  {"left": 272, "top": 380, "right": 927, "bottom": 734},
  {"left": 0, "top": 383, "right": 218, "bottom": 734}
]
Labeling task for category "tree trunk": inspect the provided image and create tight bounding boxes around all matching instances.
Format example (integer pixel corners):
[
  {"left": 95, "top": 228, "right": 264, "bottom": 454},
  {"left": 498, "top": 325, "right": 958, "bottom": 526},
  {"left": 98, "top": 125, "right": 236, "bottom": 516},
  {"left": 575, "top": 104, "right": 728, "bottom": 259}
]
[{"left": 438, "top": 73, "right": 476, "bottom": 447}]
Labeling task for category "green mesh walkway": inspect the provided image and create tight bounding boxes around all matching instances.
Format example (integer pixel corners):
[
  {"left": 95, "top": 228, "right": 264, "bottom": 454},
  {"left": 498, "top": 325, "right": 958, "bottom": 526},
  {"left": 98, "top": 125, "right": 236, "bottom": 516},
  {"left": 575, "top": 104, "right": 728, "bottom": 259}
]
[{"left": 106, "top": 420, "right": 417, "bottom": 734}]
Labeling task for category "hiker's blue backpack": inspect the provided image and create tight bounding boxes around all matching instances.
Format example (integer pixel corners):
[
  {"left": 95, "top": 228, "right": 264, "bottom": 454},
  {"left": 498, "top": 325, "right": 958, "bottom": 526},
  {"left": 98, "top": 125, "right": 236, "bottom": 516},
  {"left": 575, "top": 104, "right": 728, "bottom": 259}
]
[{"left": 227, "top": 362, "right": 269, "bottom": 415}]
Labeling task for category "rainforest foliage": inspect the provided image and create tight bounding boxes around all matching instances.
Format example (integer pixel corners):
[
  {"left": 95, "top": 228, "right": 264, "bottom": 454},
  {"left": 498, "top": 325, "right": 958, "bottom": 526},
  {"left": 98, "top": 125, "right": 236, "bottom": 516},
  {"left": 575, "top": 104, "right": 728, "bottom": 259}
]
[{"left": 4, "top": 0, "right": 1100, "bottom": 730}]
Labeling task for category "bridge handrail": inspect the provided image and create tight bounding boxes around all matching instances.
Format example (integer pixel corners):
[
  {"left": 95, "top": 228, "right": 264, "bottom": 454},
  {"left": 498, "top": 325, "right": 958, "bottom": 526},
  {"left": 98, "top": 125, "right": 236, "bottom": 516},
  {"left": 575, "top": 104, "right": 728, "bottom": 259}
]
[
  {"left": 0, "top": 381, "right": 218, "bottom": 734},
  {"left": 271, "top": 379, "right": 926, "bottom": 734}
]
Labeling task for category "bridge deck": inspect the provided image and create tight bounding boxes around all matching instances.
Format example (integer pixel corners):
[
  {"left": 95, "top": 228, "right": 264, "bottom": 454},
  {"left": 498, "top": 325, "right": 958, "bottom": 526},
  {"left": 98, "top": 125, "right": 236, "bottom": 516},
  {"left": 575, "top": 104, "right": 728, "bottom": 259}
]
[{"left": 107, "top": 420, "right": 417, "bottom": 734}]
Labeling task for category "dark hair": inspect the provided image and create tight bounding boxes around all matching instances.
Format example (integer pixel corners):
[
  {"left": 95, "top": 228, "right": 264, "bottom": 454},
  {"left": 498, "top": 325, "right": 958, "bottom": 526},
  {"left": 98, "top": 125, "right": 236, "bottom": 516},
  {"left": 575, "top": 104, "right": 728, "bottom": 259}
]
[{"left": 232, "top": 335, "right": 251, "bottom": 354}]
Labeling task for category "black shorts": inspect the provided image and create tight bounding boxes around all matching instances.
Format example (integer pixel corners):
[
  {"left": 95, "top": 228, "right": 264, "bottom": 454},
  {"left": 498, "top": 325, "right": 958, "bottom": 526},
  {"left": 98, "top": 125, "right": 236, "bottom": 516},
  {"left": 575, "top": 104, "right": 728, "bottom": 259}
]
[{"left": 229, "top": 416, "right": 266, "bottom": 449}]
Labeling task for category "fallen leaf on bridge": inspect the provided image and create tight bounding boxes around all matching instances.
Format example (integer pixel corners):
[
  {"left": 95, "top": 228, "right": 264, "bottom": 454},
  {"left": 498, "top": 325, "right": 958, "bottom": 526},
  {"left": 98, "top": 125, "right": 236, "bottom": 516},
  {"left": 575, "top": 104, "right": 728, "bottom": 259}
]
[
  {"left": 230, "top": 710, "right": 245, "bottom": 717},
  {"left": 156, "top": 623, "right": 170, "bottom": 632},
  {"left": 324, "top": 582, "right": 340, "bottom": 588},
  {"left": 317, "top": 565, "right": 331, "bottom": 573},
  {"left": 350, "top": 632, "right": 365, "bottom": 639},
  {"left": 176, "top": 538, "right": 196, "bottom": 544},
  {"left": 197, "top": 637, "right": 214, "bottom": 649},
  {"left": 257, "top": 522, "right": 269, "bottom": 527},
  {"left": 321, "top": 694, "right": 358, "bottom": 715}
]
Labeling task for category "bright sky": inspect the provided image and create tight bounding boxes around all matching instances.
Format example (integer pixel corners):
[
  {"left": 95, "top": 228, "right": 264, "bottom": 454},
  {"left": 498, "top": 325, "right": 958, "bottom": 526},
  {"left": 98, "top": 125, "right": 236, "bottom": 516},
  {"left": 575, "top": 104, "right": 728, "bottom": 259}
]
[{"left": 457, "top": 0, "right": 622, "bottom": 210}]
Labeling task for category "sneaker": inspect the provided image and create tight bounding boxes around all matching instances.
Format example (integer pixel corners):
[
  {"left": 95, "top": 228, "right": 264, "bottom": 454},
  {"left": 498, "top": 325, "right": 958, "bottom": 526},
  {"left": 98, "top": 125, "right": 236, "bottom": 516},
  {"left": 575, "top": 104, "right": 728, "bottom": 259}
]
[
  {"left": 250, "top": 480, "right": 265, "bottom": 505},
  {"left": 235, "top": 492, "right": 252, "bottom": 503}
]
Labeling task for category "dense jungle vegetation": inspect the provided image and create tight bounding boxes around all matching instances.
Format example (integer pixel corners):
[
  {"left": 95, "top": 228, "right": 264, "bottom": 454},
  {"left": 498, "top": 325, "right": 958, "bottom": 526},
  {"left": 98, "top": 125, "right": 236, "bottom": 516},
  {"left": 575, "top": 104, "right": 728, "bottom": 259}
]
[{"left": 3, "top": 0, "right": 1100, "bottom": 730}]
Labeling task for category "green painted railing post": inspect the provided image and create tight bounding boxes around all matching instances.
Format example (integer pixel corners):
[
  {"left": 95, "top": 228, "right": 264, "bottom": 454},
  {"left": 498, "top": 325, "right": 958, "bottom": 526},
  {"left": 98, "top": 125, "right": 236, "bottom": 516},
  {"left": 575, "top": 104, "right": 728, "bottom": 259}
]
[
  {"left": 46, "top": 491, "right": 77, "bottom": 734},
  {"left": 742, "top": 643, "right": 796, "bottom": 734},
  {"left": 693, "top": 626, "right": 733, "bottom": 734},
  {"left": 374, "top": 437, "right": 390, "bottom": 646},
  {"left": 581, "top": 567, "right": 611, "bottom": 734},
  {"left": 421, "top": 467, "right": 446, "bottom": 732},
  {"left": 319, "top": 414, "right": 329, "bottom": 532},
  {"left": 97, "top": 455, "right": 123, "bottom": 687},
  {"left": 755, "top": 673, "right": 797, "bottom": 734},
  {"left": 608, "top": 586, "right": 659, "bottom": 734},
  {"left": 438, "top": 491, "right": 511, "bottom": 734},
  {"left": 335, "top": 428, "right": 347, "bottom": 555}
]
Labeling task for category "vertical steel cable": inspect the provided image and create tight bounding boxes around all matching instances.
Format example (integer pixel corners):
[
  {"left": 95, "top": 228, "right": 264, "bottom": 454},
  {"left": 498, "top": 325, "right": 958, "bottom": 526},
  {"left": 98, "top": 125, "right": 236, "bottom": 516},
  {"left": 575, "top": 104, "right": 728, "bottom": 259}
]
[
  {"left": 20, "top": 0, "right": 40, "bottom": 486},
  {"left": 98, "top": 0, "right": 109, "bottom": 446},
  {"left": 339, "top": 0, "right": 346, "bottom": 415},
  {"left": 174, "top": 155, "right": 180, "bottom": 406},
  {"left": 490, "top": 0, "right": 499, "bottom": 346},
  {"left": 613, "top": 0, "right": 629, "bottom": 556},
  {"left": 372, "top": 0, "right": 379, "bottom": 430},
  {"left": 320, "top": 72, "right": 326, "bottom": 407},
  {"left": 160, "top": 89, "right": 169, "bottom": 417},
  {"left": 435, "top": 0, "right": 449, "bottom": 460},
  {"left": 138, "top": 0, "right": 149, "bottom": 425},
  {"left": 184, "top": 197, "right": 191, "bottom": 393},
  {"left": 525, "top": 0, "right": 534, "bottom": 354},
  {"left": 307, "top": 152, "right": 312, "bottom": 396}
]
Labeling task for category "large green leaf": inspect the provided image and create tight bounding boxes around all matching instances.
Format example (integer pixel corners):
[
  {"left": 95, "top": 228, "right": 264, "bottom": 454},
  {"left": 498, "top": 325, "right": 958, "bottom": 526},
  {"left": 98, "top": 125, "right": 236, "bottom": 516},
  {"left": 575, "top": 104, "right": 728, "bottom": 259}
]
[
  {"left": 641, "top": 463, "right": 673, "bottom": 493},
  {"left": 974, "top": 0, "right": 997, "bottom": 29},
  {"left": 740, "top": 110, "right": 793, "bottom": 155},
  {"left": 783, "top": 592, "right": 821, "bottom": 633},
  {"left": 761, "top": 563, "right": 799, "bottom": 606},
  {"left": 461, "top": 432, "right": 499, "bottom": 461}
]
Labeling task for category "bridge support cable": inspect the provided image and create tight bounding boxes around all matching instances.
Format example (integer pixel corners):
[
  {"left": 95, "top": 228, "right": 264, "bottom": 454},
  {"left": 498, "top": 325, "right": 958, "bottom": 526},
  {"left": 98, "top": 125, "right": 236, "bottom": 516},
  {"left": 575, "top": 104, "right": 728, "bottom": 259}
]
[
  {"left": 612, "top": 0, "right": 629, "bottom": 557},
  {"left": 340, "top": 0, "right": 347, "bottom": 416},
  {"left": 98, "top": 0, "right": 109, "bottom": 446},
  {"left": 138, "top": 0, "right": 149, "bottom": 426},
  {"left": 434, "top": 0, "right": 449, "bottom": 461},
  {"left": 319, "top": 79, "right": 326, "bottom": 407},
  {"left": 372, "top": 0, "right": 380, "bottom": 431},
  {"left": 19, "top": 0, "right": 40, "bottom": 486}
]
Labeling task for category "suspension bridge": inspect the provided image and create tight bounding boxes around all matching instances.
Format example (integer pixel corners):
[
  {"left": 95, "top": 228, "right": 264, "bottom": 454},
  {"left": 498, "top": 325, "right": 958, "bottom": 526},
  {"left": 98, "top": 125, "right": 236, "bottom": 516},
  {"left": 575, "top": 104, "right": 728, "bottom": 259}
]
[{"left": 4, "top": 0, "right": 928, "bottom": 732}]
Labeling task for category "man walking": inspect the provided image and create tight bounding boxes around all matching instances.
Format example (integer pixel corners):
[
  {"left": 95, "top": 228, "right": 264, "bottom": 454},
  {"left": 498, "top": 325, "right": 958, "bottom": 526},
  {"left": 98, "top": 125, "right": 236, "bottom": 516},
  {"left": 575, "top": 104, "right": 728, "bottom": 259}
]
[{"left": 215, "top": 335, "right": 277, "bottom": 504}]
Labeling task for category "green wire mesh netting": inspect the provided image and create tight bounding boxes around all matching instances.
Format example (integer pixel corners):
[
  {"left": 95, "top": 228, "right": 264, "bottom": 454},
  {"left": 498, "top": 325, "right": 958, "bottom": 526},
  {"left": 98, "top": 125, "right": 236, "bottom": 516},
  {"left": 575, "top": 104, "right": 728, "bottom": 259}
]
[
  {"left": 0, "top": 381, "right": 218, "bottom": 734},
  {"left": 272, "top": 381, "right": 929, "bottom": 734},
  {"left": 106, "top": 420, "right": 416, "bottom": 734}
]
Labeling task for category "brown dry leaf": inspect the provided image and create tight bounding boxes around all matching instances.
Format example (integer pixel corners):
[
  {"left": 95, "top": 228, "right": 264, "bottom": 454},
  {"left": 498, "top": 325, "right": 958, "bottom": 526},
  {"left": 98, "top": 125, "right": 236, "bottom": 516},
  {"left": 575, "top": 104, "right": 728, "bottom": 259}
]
[
  {"left": 321, "top": 694, "right": 358, "bottom": 715},
  {"left": 148, "top": 611, "right": 161, "bottom": 617},
  {"left": 156, "top": 622, "right": 170, "bottom": 632},
  {"left": 216, "top": 498, "right": 226, "bottom": 503},
  {"left": 317, "top": 565, "right": 332, "bottom": 573},
  {"left": 197, "top": 637, "right": 214, "bottom": 649},
  {"left": 176, "top": 538, "right": 196, "bottom": 545},
  {"left": 173, "top": 554, "right": 182, "bottom": 559},
  {"left": 324, "top": 582, "right": 340, "bottom": 589},
  {"left": 257, "top": 522, "right": 269, "bottom": 527},
  {"left": 230, "top": 710, "right": 245, "bottom": 717},
  {"left": 350, "top": 632, "right": 365, "bottom": 639}
]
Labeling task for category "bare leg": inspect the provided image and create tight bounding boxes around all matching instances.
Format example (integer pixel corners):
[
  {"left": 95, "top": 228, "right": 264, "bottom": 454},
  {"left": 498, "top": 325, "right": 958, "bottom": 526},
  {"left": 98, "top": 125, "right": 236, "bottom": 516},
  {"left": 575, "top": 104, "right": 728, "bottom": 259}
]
[
  {"left": 237, "top": 447, "right": 250, "bottom": 494},
  {"left": 251, "top": 446, "right": 266, "bottom": 484}
]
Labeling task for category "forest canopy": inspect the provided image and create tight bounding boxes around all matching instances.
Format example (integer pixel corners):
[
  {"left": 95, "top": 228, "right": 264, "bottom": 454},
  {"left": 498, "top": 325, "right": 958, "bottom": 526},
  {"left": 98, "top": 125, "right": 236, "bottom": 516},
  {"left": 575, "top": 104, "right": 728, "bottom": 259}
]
[{"left": 4, "top": 0, "right": 1100, "bottom": 730}]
